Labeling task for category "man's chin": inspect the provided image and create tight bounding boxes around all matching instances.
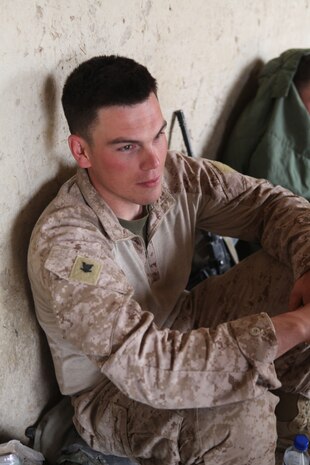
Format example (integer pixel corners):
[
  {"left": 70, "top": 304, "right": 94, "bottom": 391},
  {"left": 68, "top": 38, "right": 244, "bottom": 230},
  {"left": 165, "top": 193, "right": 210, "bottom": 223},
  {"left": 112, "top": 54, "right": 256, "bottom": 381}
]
[{"left": 143, "top": 187, "right": 162, "bottom": 205}]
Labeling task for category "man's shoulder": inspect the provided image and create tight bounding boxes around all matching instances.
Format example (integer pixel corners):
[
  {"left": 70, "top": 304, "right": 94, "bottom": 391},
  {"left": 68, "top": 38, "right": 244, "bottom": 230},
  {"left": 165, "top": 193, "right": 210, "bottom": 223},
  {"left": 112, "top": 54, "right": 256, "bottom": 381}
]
[
  {"left": 165, "top": 150, "right": 222, "bottom": 173},
  {"left": 28, "top": 173, "right": 108, "bottom": 265},
  {"left": 32, "top": 174, "right": 91, "bottom": 230},
  {"left": 165, "top": 150, "right": 199, "bottom": 179},
  {"left": 164, "top": 151, "right": 229, "bottom": 193}
]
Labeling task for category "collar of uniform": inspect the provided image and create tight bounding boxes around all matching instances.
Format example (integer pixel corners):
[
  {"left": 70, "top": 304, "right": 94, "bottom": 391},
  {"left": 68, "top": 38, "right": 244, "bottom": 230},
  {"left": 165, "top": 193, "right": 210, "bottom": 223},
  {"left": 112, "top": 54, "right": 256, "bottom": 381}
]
[
  {"left": 76, "top": 168, "right": 175, "bottom": 242},
  {"left": 147, "top": 178, "right": 175, "bottom": 241}
]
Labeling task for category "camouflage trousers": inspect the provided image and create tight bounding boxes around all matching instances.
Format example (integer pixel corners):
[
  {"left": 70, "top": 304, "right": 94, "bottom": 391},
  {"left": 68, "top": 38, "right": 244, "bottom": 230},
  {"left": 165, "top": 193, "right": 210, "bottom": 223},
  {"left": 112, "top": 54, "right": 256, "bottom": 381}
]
[{"left": 88, "top": 251, "right": 310, "bottom": 465}]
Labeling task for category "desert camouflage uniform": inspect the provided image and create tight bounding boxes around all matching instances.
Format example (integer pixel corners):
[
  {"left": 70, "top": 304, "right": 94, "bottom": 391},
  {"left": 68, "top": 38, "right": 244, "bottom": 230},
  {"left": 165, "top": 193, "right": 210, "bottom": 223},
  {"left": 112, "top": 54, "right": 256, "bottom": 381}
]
[{"left": 28, "top": 151, "right": 310, "bottom": 465}]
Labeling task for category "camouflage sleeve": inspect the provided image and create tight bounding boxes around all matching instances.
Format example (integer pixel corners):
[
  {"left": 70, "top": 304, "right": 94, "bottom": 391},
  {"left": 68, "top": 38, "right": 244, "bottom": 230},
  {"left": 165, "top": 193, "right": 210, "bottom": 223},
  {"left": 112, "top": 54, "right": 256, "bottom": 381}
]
[
  {"left": 43, "top": 244, "right": 280, "bottom": 409},
  {"left": 195, "top": 159, "right": 310, "bottom": 280}
]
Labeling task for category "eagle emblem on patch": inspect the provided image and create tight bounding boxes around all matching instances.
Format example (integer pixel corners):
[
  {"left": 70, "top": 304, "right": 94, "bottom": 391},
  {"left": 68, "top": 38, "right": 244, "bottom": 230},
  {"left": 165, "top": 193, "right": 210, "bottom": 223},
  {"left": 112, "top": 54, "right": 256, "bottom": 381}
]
[{"left": 69, "top": 255, "right": 102, "bottom": 285}]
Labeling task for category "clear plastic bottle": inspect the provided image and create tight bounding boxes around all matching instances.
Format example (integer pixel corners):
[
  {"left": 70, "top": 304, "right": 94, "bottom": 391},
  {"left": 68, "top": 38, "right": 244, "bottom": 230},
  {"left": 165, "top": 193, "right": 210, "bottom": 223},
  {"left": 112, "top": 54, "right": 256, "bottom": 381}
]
[
  {"left": 283, "top": 434, "right": 310, "bottom": 465},
  {"left": 0, "top": 455, "right": 21, "bottom": 465}
]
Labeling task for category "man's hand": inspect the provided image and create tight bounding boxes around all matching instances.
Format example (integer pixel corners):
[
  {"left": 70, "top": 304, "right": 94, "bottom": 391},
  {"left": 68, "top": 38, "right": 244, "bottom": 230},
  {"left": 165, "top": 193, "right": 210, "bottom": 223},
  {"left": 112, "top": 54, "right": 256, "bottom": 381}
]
[{"left": 289, "top": 269, "right": 310, "bottom": 310}]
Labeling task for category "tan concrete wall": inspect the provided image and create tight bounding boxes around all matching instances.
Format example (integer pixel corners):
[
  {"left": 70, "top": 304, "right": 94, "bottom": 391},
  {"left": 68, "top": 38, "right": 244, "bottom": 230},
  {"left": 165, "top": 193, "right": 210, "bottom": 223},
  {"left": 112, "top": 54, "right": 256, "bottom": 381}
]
[{"left": 1, "top": 0, "right": 310, "bottom": 442}]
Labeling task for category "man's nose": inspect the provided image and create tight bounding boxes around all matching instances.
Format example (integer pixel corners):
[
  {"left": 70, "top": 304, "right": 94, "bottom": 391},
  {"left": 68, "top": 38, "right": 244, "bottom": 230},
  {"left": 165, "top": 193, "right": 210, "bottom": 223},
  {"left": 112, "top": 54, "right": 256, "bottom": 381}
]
[{"left": 141, "top": 147, "right": 160, "bottom": 171}]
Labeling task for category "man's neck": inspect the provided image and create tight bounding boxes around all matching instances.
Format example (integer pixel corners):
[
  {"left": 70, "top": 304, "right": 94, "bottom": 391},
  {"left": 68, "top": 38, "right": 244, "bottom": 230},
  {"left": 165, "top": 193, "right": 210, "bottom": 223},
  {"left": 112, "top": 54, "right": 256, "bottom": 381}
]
[{"left": 117, "top": 204, "right": 145, "bottom": 221}]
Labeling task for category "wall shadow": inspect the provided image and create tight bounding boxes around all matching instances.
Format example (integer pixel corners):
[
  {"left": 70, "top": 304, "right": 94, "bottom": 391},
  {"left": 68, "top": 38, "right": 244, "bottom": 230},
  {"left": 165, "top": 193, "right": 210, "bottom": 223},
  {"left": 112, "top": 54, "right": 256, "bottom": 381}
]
[
  {"left": 201, "top": 58, "right": 264, "bottom": 160},
  {"left": 43, "top": 74, "right": 58, "bottom": 152}
]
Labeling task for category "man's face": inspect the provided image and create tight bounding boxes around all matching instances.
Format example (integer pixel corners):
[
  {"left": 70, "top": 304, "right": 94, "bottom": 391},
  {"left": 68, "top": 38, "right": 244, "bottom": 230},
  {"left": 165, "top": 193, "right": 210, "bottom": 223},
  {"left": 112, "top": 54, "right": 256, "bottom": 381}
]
[
  {"left": 71, "top": 92, "right": 168, "bottom": 220},
  {"left": 297, "top": 82, "right": 310, "bottom": 114}
]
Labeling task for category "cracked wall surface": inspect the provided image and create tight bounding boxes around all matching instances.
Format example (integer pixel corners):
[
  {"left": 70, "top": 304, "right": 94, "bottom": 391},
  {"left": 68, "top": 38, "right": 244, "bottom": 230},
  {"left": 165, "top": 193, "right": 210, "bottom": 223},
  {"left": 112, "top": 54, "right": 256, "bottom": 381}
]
[{"left": 1, "top": 0, "right": 310, "bottom": 442}]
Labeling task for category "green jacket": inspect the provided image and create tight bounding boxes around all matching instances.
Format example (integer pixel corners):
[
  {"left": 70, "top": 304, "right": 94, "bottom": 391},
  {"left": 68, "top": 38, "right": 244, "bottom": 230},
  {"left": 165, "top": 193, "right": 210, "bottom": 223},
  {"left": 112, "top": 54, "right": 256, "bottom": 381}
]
[{"left": 221, "top": 49, "right": 310, "bottom": 200}]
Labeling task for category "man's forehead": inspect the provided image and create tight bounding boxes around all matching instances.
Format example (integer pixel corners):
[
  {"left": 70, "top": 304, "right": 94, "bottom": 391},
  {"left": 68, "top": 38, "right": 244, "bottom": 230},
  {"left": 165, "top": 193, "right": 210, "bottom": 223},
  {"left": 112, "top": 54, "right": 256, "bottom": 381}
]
[{"left": 93, "top": 94, "right": 165, "bottom": 138}]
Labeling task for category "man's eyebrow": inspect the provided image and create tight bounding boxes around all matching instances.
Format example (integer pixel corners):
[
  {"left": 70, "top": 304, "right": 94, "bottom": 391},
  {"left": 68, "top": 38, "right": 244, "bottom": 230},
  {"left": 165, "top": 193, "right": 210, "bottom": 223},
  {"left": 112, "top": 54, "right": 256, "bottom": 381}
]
[
  {"left": 107, "top": 120, "right": 168, "bottom": 145},
  {"left": 157, "top": 120, "right": 168, "bottom": 136}
]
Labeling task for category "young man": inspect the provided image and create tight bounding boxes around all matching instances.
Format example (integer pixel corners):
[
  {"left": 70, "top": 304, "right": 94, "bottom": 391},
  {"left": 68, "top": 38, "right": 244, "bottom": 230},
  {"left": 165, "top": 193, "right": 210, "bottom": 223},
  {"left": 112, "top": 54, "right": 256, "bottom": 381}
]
[{"left": 28, "top": 55, "right": 310, "bottom": 465}]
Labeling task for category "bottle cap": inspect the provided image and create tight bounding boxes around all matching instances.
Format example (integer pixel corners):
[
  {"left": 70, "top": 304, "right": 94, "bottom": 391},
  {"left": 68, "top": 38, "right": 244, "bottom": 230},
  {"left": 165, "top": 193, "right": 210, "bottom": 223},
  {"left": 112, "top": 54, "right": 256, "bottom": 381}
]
[{"left": 294, "top": 434, "right": 309, "bottom": 452}]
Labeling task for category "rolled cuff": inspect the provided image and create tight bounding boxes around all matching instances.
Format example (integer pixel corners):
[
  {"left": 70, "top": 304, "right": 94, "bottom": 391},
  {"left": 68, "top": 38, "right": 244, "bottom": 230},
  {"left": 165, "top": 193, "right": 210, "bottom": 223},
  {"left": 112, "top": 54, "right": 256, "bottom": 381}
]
[{"left": 230, "top": 312, "right": 280, "bottom": 390}]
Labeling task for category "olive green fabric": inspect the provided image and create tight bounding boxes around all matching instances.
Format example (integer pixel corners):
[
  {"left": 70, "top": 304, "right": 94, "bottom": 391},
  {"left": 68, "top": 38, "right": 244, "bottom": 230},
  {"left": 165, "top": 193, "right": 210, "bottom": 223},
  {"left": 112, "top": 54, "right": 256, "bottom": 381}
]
[
  {"left": 221, "top": 48, "right": 310, "bottom": 200},
  {"left": 118, "top": 209, "right": 149, "bottom": 244}
]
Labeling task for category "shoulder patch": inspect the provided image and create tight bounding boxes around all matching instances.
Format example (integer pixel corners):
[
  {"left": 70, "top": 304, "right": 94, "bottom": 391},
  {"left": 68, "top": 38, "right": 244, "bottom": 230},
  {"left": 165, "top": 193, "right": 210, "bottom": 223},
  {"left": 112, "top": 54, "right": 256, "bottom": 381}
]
[
  {"left": 209, "top": 160, "right": 235, "bottom": 173},
  {"left": 69, "top": 255, "right": 103, "bottom": 285}
]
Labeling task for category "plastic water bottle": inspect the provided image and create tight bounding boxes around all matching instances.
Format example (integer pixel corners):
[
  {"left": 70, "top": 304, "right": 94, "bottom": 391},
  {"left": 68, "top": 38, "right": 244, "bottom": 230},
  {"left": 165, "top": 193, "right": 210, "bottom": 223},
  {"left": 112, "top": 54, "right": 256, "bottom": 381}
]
[{"left": 283, "top": 434, "right": 310, "bottom": 465}]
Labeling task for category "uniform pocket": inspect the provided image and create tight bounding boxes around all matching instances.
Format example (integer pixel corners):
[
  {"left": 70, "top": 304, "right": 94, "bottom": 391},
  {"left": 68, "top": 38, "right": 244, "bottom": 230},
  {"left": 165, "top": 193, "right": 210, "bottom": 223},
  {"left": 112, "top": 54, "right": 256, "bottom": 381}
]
[
  {"left": 126, "top": 401, "right": 183, "bottom": 464},
  {"left": 94, "top": 401, "right": 132, "bottom": 458},
  {"left": 95, "top": 396, "right": 183, "bottom": 464}
]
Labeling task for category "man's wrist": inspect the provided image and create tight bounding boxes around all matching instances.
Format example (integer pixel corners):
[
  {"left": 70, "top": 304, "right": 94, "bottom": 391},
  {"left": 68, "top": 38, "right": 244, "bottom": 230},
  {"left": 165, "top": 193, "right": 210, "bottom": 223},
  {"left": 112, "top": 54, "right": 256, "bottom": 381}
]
[{"left": 272, "top": 309, "right": 309, "bottom": 358}]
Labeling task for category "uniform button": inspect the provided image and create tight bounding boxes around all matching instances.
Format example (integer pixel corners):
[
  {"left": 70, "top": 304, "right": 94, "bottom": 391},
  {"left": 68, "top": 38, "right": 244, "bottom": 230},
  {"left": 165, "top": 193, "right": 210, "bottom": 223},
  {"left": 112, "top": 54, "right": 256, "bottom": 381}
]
[{"left": 250, "top": 327, "right": 262, "bottom": 337}]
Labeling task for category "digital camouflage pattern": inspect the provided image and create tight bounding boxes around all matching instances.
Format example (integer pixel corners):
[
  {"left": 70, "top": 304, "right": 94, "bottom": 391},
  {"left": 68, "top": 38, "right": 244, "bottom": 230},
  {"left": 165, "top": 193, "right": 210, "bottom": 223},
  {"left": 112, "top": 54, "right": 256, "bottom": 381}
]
[{"left": 28, "top": 152, "right": 310, "bottom": 464}]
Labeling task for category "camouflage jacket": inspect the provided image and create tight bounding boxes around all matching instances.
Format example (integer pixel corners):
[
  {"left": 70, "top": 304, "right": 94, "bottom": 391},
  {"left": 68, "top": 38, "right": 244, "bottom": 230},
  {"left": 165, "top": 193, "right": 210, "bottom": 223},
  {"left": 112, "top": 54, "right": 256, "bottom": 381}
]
[{"left": 28, "top": 151, "right": 310, "bottom": 418}]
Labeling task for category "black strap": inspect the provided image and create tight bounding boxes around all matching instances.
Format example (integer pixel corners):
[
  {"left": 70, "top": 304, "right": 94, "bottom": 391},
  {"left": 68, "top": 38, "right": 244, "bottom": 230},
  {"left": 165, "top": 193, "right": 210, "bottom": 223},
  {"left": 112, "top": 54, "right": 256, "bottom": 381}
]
[{"left": 174, "top": 110, "right": 194, "bottom": 157}]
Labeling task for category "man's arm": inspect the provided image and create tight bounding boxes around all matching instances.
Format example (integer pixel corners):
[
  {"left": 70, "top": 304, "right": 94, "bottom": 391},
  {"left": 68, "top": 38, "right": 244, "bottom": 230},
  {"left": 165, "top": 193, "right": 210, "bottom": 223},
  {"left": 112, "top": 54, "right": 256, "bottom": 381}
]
[
  {"left": 272, "top": 303, "right": 310, "bottom": 358},
  {"left": 37, "top": 242, "right": 281, "bottom": 410},
  {"left": 190, "top": 158, "right": 310, "bottom": 281}
]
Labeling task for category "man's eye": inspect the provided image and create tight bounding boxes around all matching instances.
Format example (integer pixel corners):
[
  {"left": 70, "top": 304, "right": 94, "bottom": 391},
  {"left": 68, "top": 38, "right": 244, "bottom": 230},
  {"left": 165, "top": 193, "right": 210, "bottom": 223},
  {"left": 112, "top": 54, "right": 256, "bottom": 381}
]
[{"left": 118, "top": 144, "right": 134, "bottom": 152}]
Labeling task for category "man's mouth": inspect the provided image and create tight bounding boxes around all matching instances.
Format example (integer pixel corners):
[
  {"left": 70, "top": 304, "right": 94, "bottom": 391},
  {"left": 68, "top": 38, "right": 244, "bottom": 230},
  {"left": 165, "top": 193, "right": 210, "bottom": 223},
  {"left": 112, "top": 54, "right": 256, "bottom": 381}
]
[{"left": 137, "top": 175, "right": 161, "bottom": 188}]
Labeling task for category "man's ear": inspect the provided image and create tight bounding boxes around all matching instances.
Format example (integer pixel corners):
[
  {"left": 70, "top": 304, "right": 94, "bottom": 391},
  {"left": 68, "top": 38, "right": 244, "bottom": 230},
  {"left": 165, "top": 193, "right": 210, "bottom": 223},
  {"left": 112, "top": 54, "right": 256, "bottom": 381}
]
[{"left": 68, "top": 135, "right": 92, "bottom": 168}]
